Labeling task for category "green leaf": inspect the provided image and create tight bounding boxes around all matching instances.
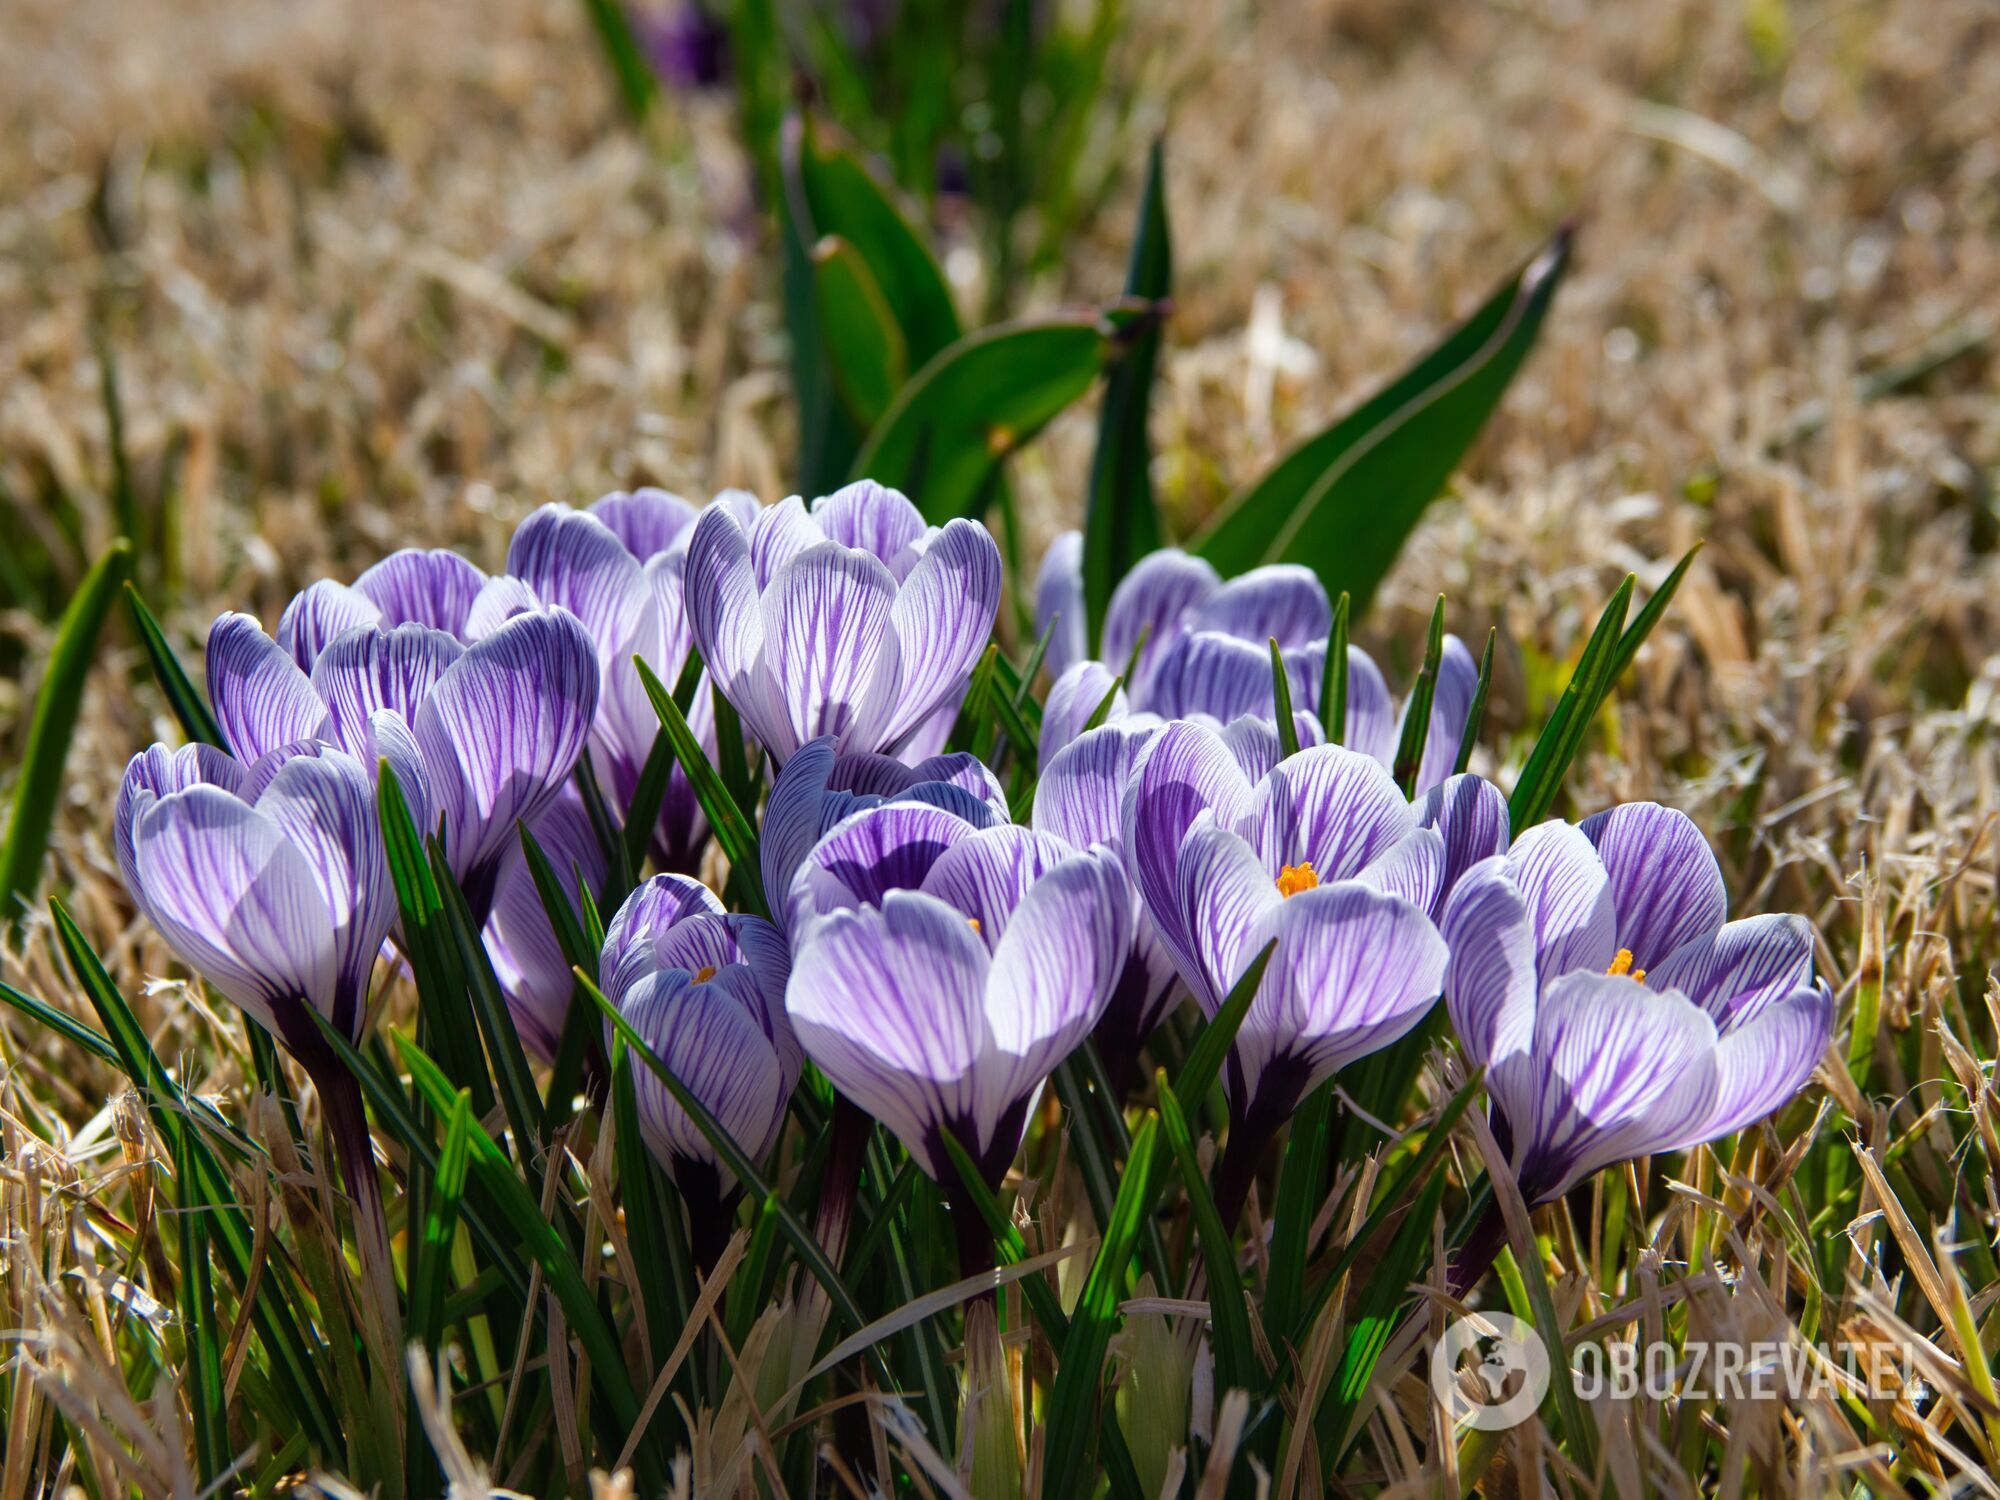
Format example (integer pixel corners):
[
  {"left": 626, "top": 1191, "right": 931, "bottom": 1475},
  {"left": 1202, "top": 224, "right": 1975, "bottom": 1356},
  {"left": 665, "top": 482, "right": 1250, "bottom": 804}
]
[
  {"left": 786, "top": 115, "right": 962, "bottom": 370},
  {"left": 123, "top": 582, "right": 228, "bottom": 750},
  {"left": 619, "top": 726, "right": 675, "bottom": 877},
  {"left": 1261, "top": 1077, "right": 1334, "bottom": 1353},
  {"left": 1506, "top": 574, "right": 1634, "bottom": 834},
  {"left": 3, "top": 538, "right": 131, "bottom": 922},
  {"left": 1269, "top": 638, "right": 1301, "bottom": 760},
  {"left": 0, "top": 977, "right": 120, "bottom": 1067},
  {"left": 172, "top": 1124, "right": 230, "bottom": 1488},
  {"left": 1081, "top": 675, "right": 1125, "bottom": 734},
  {"left": 1194, "top": 227, "right": 1570, "bottom": 612},
  {"left": 1391, "top": 596, "right": 1446, "bottom": 797},
  {"left": 1157, "top": 1076, "right": 1255, "bottom": 1399},
  {"left": 611, "top": 1045, "right": 696, "bottom": 1409},
  {"left": 410, "top": 1090, "right": 473, "bottom": 1355},
  {"left": 576, "top": 0, "right": 655, "bottom": 119},
  {"left": 813, "top": 235, "right": 909, "bottom": 428},
  {"left": 1176, "top": 938, "right": 1276, "bottom": 1110},
  {"left": 853, "top": 317, "right": 1114, "bottom": 524},
  {"left": 1454, "top": 627, "right": 1497, "bottom": 776},
  {"left": 519, "top": 821, "right": 602, "bottom": 1134},
  {"left": 1606, "top": 540, "right": 1701, "bottom": 685},
  {"left": 1082, "top": 137, "right": 1171, "bottom": 651},
  {"left": 634, "top": 655, "right": 767, "bottom": 916},
  {"left": 1320, "top": 591, "right": 1351, "bottom": 744}
]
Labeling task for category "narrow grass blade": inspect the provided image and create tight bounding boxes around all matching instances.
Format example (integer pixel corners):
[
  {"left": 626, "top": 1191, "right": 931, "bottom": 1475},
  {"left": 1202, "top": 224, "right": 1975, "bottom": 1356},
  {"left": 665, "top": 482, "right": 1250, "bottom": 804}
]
[
  {"left": 1270, "top": 638, "right": 1301, "bottom": 760},
  {"left": 3, "top": 538, "right": 131, "bottom": 922},
  {"left": 0, "top": 978, "right": 121, "bottom": 1066},
  {"left": 1081, "top": 676, "right": 1125, "bottom": 734},
  {"left": 1453, "top": 627, "right": 1497, "bottom": 775},
  {"left": 576, "top": 0, "right": 656, "bottom": 119},
  {"left": 1391, "top": 596, "right": 1446, "bottom": 797},
  {"left": 171, "top": 1124, "right": 229, "bottom": 1488},
  {"left": 1321, "top": 591, "right": 1351, "bottom": 743},
  {"left": 1506, "top": 575, "right": 1634, "bottom": 833},
  {"left": 635, "top": 656, "right": 766, "bottom": 916},
  {"left": 1176, "top": 939, "right": 1276, "bottom": 1111},
  {"left": 1606, "top": 540, "right": 1702, "bottom": 683},
  {"left": 1157, "top": 1074, "right": 1256, "bottom": 1398},
  {"left": 611, "top": 1045, "right": 696, "bottom": 1408},
  {"left": 1262, "top": 1077, "right": 1334, "bottom": 1350},
  {"left": 410, "top": 1090, "right": 473, "bottom": 1353},
  {"left": 620, "top": 732, "right": 675, "bottom": 876},
  {"left": 123, "top": 582, "right": 228, "bottom": 750}
]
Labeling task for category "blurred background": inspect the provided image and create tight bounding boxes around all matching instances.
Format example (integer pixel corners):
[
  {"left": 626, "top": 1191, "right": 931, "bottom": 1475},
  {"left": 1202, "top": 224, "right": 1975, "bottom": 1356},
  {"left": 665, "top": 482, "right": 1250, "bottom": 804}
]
[{"left": 2, "top": 0, "right": 1998, "bottom": 950}]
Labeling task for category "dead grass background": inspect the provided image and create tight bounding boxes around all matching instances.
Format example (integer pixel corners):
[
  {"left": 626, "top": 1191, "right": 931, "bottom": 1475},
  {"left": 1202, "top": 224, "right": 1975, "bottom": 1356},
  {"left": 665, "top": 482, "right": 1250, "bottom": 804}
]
[{"left": 4, "top": 0, "right": 2000, "bottom": 1491}]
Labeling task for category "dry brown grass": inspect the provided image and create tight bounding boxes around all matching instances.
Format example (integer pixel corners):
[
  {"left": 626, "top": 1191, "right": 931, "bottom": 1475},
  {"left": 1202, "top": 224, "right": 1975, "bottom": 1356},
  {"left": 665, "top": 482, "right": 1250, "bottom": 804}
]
[{"left": 4, "top": 0, "right": 2000, "bottom": 1492}]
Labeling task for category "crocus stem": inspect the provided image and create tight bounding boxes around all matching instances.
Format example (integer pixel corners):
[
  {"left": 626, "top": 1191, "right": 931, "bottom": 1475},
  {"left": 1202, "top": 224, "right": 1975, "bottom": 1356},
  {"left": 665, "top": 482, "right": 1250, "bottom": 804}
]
[
  {"left": 313, "top": 1061, "right": 405, "bottom": 1377},
  {"left": 813, "top": 1097, "right": 871, "bottom": 1270},
  {"left": 945, "top": 1180, "right": 999, "bottom": 1310},
  {"left": 1448, "top": 1199, "right": 1509, "bottom": 1300},
  {"left": 1213, "top": 1121, "right": 1275, "bottom": 1234}
]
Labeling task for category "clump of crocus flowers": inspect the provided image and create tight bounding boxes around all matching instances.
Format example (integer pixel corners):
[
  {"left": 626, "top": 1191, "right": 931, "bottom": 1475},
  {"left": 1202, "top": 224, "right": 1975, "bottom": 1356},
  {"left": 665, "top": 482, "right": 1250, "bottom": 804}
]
[{"left": 113, "top": 481, "right": 1833, "bottom": 1475}]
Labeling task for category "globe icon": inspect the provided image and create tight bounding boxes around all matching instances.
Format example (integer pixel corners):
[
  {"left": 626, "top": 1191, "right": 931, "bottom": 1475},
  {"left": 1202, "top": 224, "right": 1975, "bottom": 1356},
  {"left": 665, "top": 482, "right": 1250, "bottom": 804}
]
[
  {"left": 1431, "top": 1312, "right": 1552, "bottom": 1431},
  {"left": 1475, "top": 1333, "right": 1532, "bottom": 1402}
]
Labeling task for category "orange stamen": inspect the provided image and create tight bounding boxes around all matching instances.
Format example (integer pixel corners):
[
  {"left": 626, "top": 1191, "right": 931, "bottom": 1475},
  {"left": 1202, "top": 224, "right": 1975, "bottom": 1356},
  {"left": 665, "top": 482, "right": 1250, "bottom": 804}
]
[
  {"left": 694, "top": 965, "right": 718, "bottom": 983},
  {"left": 1276, "top": 862, "right": 1320, "bottom": 899},
  {"left": 1606, "top": 949, "right": 1645, "bottom": 983}
]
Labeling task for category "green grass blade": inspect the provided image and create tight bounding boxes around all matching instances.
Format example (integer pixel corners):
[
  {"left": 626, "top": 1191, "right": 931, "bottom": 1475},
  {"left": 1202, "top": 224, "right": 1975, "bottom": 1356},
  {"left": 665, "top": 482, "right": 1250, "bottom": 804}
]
[
  {"left": 123, "top": 582, "right": 227, "bottom": 750},
  {"left": 2, "top": 538, "right": 131, "bottom": 922},
  {"left": 611, "top": 1044, "right": 697, "bottom": 1411},
  {"left": 0, "top": 978, "right": 121, "bottom": 1066},
  {"left": 1607, "top": 540, "right": 1702, "bottom": 684},
  {"left": 1454, "top": 627, "right": 1497, "bottom": 776},
  {"left": 1261, "top": 1077, "right": 1334, "bottom": 1353},
  {"left": 576, "top": 0, "right": 656, "bottom": 119},
  {"left": 1176, "top": 939, "right": 1275, "bottom": 1111},
  {"left": 1506, "top": 574, "right": 1634, "bottom": 833},
  {"left": 172, "top": 1123, "right": 230, "bottom": 1488},
  {"left": 1321, "top": 591, "right": 1351, "bottom": 743},
  {"left": 620, "top": 727, "right": 675, "bottom": 875},
  {"left": 410, "top": 1088, "right": 473, "bottom": 1354},
  {"left": 1156, "top": 1075, "right": 1255, "bottom": 1399},
  {"left": 635, "top": 656, "right": 766, "bottom": 916},
  {"left": 1391, "top": 596, "right": 1446, "bottom": 797},
  {"left": 1270, "top": 638, "right": 1301, "bottom": 760}
]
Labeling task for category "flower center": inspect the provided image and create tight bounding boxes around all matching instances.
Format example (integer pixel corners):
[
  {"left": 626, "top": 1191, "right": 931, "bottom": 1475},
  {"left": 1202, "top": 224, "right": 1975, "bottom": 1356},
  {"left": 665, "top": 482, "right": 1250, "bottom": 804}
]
[
  {"left": 1276, "top": 862, "right": 1320, "bottom": 899},
  {"left": 968, "top": 917, "right": 982, "bottom": 934},
  {"left": 693, "top": 965, "right": 717, "bottom": 983},
  {"left": 1606, "top": 948, "right": 1646, "bottom": 983}
]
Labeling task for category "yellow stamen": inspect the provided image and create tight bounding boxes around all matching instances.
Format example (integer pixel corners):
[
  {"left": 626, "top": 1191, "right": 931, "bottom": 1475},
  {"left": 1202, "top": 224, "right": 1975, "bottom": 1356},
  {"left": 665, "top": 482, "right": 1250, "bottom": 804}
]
[
  {"left": 694, "top": 965, "right": 717, "bottom": 983},
  {"left": 1606, "top": 949, "right": 1645, "bottom": 983},
  {"left": 1276, "top": 862, "right": 1320, "bottom": 899},
  {"left": 968, "top": 917, "right": 982, "bottom": 934}
]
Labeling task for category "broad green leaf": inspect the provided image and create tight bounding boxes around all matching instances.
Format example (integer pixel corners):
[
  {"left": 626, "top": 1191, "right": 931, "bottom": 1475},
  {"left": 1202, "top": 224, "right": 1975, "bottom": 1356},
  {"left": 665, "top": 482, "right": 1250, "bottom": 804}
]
[
  {"left": 1194, "top": 227, "right": 1571, "bottom": 612},
  {"left": 1082, "top": 137, "right": 1171, "bottom": 650},
  {"left": 813, "top": 235, "right": 909, "bottom": 427},
  {"left": 635, "top": 656, "right": 766, "bottom": 916},
  {"left": 786, "top": 115, "right": 962, "bottom": 370},
  {"left": 1506, "top": 574, "right": 1633, "bottom": 833},
  {"left": 124, "top": 582, "right": 228, "bottom": 750},
  {"left": 854, "top": 317, "right": 1113, "bottom": 524},
  {"left": 2, "top": 538, "right": 130, "bottom": 922},
  {"left": 780, "top": 143, "right": 865, "bottom": 495}
]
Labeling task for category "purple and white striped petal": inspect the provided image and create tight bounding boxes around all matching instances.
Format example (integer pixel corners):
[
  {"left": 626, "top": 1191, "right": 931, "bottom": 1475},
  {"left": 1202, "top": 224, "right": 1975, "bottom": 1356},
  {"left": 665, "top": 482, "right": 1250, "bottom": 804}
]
[
  {"left": 919, "top": 825, "right": 1075, "bottom": 948},
  {"left": 413, "top": 610, "right": 599, "bottom": 902},
  {"left": 1579, "top": 802, "right": 1728, "bottom": 970},
  {"left": 788, "top": 801, "right": 983, "bottom": 933},
  {"left": 623, "top": 967, "right": 789, "bottom": 1187},
  {"left": 684, "top": 505, "right": 768, "bottom": 721},
  {"left": 759, "top": 541, "right": 900, "bottom": 760},
  {"left": 277, "top": 581, "right": 382, "bottom": 669},
  {"left": 602, "top": 873, "right": 726, "bottom": 1006},
  {"left": 1337, "top": 646, "right": 1398, "bottom": 767},
  {"left": 250, "top": 745, "right": 392, "bottom": 1040},
  {"left": 1034, "top": 530, "right": 1087, "bottom": 682},
  {"left": 1247, "top": 743, "right": 1416, "bottom": 882},
  {"left": 1121, "top": 721, "right": 1259, "bottom": 988},
  {"left": 1034, "top": 723, "right": 1153, "bottom": 854},
  {"left": 1146, "top": 631, "right": 1286, "bottom": 725},
  {"left": 1215, "top": 713, "right": 1321, "bottom": 784},
  {"left": 1171, "top": 818, "right": 1282, "bottom": 1012},
  {"left": 116, "top": 743, "right": 246, "bottom": 908},
  {"left": 353, "top": 548, "right": 487, "bottom": 635},
  {"left": 1504, "top": 821, "right": 1617, "bottom": 979},
  {"left": 206, "top": 613, "right": 330, "bottom": 763},
  {"left": 502, "top": 504, "right": 651, "bottom": 676},
  {"left": 1103, "top": 550, "right": 1220, "bottom": 701},
  {"left": 1438, "top": 856, "right": 1538, "bottom": 1075},
  {"left": 976, "top": 848, "right": 1132, "bottom": 1142},
  {"left": 1415, "top": 773, "right": 1511, "bottom": 917},
  {"left": 1647, "top": 913, "right": 1816, "bottom": 1031},
  {"left": 132, "top": 787, "right": 337, "bottom": 1047},
  {"left": 310, "top": 623, "right": 466, "bottom": 758},
  {"left": 814, "top": 480, "right": 929, "bottom": 577},
  {"left": 749, "top": 495, "right": 821, "bottom": 588},
  {"left": 1188, "top": 564, "right": 1330, "bottom": 649},
  {"left": 461, "top": 576, "right": 544, "bottom": 642},
  {"left": 786, "top": 891, "right": 988, "bottom": 1180},
  {"left": 485, "top": 796, "right": 608, "bottom": 1060},
  {"left": 898, "top": 753, "right": 1010, "bottom": 822},
  {"left": 1409, "top": 634, "right": 1481, "bottom": 795},
  {"left": 1700, "top": 985, "right": 1832, "bottom": 1139},
  {"left": 1040, "top": 659, "right": 1127, "bottom": 769},
  {"left": 878, "top": 518, "right": 1002, "bottom": 749},
  {"left": 1353, "top": 827, "right": 1444, "bottom": 913},
  {"left": 650, "top": 912, "right": 798, "bottom": 1077},
  {"left": 1230, "top": 882, "right": 1446, "bottom": 1127},
  {"left": 1510, "top": 972, "right": 1719, "bottom": 1203},
  {"left": 589, "top": 488, "right": 699, "bottom": 561}
]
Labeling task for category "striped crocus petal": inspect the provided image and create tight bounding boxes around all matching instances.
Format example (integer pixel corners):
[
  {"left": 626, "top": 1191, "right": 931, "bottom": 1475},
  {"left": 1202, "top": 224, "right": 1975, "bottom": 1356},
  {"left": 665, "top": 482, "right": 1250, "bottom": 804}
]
[
  {"left": 601, "top": 873, "right": 726, "bottom": 1006},
  {"left": 878, "top": 518, "right": 1002, "bottom": 750},
  {"left": 352, "top": 548, "right": 488, "bottom": 636},
  {"left": 1035, "top": 723, "right": 1154, "bottom": 854},
  {"left": 1503, "top": 820, "right": 1617, "bottom": 979},
  {"left": 684, "top": 504, "right": 773, "bottom": 744},
  {"left": 649, "top": 911, "right": 798, "bottom": 1079},
  {"left": 1336, "top": 645, "right": 1398, "bottom": 767},
  {"left": 1102, "top": 549, "right": 1220, "bottom": 703},
  {"left": 1507, "top": 971, "right": 1719, "bottom": 1204},
  {"left": 1437, "top": 855, "right": 1538, "bottom": 1075},
  {"left": 413, "top": 609, "right": 599, "bottom": 909},
  {"left": 787, "top": 800, "right": 983, "bottom": 934},
  {"left": 832, "top": 749, "right": 1008, "bottom": 822},
  {"left": 622, "top": 966, "right": 789, "bottom": 1188},
  {"left": 1146, "top": 630, "right": 1289, "bottom": 725},
  {"left": 760, "top": 541, "right": 900, "bottom": 759},
  {"left": 919, "top": 825, "right": 1076, "bottom": 947},
  {"left": 1033, "top": 530, "right": 1087, "bottom": 682},
  {"left": 813, "top": 480, "right": 930, "bottom": 578},
  {"left": 1579, "top": 801, "right": 1728, "bottom": 972},
  {"left": 749, "top": 495, "right": 821, "bottom": 589},
  {"left": 1187, "top": 564, "right": 1331, "bottom": 650},
  {"left": 588, "top": 487, "right": 698, "bottom": 561},
  {"left": 1247, "top": 743, "right": 1419, "bottom": 885},
  {"left": 116, "top": 743, "right": 246, "bottom": 909},
  {"left": 1647, "top": 913, "right": 1816, "bottom": 1030},
  {"left": 277, "top": 581, "right": 383, "bottom": 669},
  {"left": 786, "top": 891, "right": 987, "bottom": 1181},
  {"left": 1214, "top": 713, "right": 1321, "bottom": 784},
  {"left": 1408, "top": 634, "right": 1481, "bottom": 796},
  {"left": 1170, "top": 817, "right": 1283, "bottom": 1013},
  {"left": 1700, "top": 984, "right": 1832, "bottom": 1139},
  {"left": 1228, "top": 880, "right": 1447, "bottom": 1132},
  {"left": 1040, "top": 659, "right": 1127, "bottom": 769},
  {"left": 501, "top": 503, "right": 651, "bottom": 680},
  {"left": 132, "top": 786, "right": 338, "bottom": 1051},
  {"left": 1415, "top": 772, "right": 1511, "bottom": 917},
  {"left": 484, "top": 795, "right": 609, "bottom": 1060},
  {"left": 310, "top": 622, "right": 466, "bottom": 760},
  {"left": 206, "top": 613, "right": 331, "bottom": 763}
]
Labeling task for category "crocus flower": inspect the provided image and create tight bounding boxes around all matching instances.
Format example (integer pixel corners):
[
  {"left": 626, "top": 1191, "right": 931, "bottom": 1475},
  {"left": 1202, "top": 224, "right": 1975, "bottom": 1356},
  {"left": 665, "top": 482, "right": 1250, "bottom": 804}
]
[
  {"left": 760, "top": 734, "right": 1009, "bottom": 933},
  {"left": 483, "top": 794, "right": 610, "bottom": 1060},
  {"left": 1122, "top": 720, "right": 1451, "bottom": 1195},
  {"left": 602, "top": 874, "right": 795, "bottom": 1263},
  {"left": 683, "top": 480, "right": 1002, "bottom": 766},
  {"left": 205, "top": 605, "right": 598, "bottom": 918},
  {"left": 786, "top": 830, "right": 1133, "bottom": 1190},
  {"left": 1440, "top": 802, "right": 1833, "bottom": 1209},
  {"left": 277, "top": 548, "right": 488, "bottom": 669}
]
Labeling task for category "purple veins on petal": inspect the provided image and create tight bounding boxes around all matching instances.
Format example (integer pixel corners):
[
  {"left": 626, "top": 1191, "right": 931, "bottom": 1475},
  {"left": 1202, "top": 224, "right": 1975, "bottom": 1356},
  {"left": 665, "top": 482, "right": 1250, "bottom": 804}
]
[
  {"left": 1039, "top": 659, "right": 1129, "bottom": 769},
  {"left": 1247, "top": 743, "right": 1417, "bottom": 884},
  {"left": 278, "top": 581, "right": 383, "bottom": 669},
  {"left": 1187, "top": 564, "right": 1330, "bottom": 651},
  {"left": 1414, "top": 772, "right": 1510, "bottom": 917},
  {"left": 1579, "top": 801, "right": 1728, "bottom": 970},
  {"left": 116, "top": 742, "right": 247, "bottom": 908},
  {"left": 1101, "top": 549, "right": 1220, "bottom": 702},
  {"left": 587, "top": 487, "right": 699, "bottom": 561},
  {"left": 485, "top": 795, "right": 609, "bottom": 1060},
  {"left": 1645, "top": 912, "right": 1815, "bottom": 1029},
  {"left": 1703, "top": 984, "right": 1832, "bottom": 1138},
  {"left": 919, "top": 825, "right": 1076, "bottom": 948},
  {"left": 310, "top": 622, "right": 466, "bottom": 759},
  {"left": 353, "top": 548, "right": 488, "bottom": 637},
  {"left": 812, "top": 479, "right": 929, "bottom": 576},
  {"left": 206, "top": 612, "right": 331, "bottom": 763},
  {"left": 1033, "top": 530, "right": 1087, "bottom": 683},
  {"left": 500, "top": 503, "right": 651, "bottom": 677},
  {"left": 622, "top": 968, "right": 790, "bottom": 1187},
  {"left": 788, "top": 800, "right": 983, "bottom": 933},
  {"left": 602, "top": 872, "right": 727, "bottom": 1005}
]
